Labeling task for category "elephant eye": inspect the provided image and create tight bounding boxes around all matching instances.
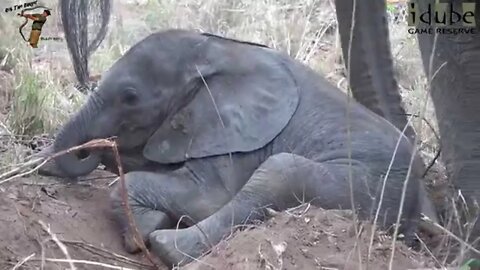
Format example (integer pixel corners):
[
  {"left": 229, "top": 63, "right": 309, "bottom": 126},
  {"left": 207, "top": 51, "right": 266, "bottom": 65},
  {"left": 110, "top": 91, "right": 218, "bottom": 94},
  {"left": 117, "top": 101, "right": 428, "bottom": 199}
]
[{"left": 121, "top": 90, "right": 138, "bottom": 106}]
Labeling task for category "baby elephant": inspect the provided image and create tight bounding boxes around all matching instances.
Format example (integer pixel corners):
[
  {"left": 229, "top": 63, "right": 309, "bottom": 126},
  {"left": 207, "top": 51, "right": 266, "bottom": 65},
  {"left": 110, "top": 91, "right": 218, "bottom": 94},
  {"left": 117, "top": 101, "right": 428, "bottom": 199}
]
[{"left": 50, "top": 29, "right": 433, "bottom": 267}]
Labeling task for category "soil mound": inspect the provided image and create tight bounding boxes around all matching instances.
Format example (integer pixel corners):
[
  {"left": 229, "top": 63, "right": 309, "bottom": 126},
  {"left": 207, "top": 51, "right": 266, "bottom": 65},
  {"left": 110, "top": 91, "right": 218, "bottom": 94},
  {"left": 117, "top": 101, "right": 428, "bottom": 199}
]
[{"left": 185, "top": 206, "right": 434, "bottom": 270}]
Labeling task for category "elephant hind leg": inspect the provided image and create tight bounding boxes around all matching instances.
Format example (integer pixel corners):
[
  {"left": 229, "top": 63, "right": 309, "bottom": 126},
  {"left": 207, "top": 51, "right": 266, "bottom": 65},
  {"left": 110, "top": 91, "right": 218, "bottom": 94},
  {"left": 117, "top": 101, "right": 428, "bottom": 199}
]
[{"left": 149, "top": 153, "right": 421, "bottom": 267}]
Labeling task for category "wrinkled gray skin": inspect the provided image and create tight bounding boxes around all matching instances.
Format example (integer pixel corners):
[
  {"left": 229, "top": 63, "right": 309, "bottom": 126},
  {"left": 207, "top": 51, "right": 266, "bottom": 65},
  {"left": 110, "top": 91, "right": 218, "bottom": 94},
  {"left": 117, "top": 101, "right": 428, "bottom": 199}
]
[
  {"left": 47, "top": 29, "right": 432, "bottom": 267},
  {"left": 335, "top": 0, "right": 480, "bottom": 244}
]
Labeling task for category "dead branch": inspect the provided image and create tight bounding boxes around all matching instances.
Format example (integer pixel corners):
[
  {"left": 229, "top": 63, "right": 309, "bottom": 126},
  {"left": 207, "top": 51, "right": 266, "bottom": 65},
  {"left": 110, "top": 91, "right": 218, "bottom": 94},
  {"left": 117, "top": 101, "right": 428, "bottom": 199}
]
[
  {"left": 32, "top": 258, "right": 137, "bottom": 270},
  {"left": 0, "top": 139, "right": 113, "bottom": 185},
  {"left": 11, "top": 253, "right": 35, "bottom": 270},
  {"left": 63, "top": 239, "right": 151, "bottom": 268},
  {"left": 38, "top": 220, "right": 77, "bottom": 270},
  {"left": 112, "top": 141, "right": 162, "bottom": 269},
  {"left": 0, "top": 157, "right": 44, "bottom": 181}
]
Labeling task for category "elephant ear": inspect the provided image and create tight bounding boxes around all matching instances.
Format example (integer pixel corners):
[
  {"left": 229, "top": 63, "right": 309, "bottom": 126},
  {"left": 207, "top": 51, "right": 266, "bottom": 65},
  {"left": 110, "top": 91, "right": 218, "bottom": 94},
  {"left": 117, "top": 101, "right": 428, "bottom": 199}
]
[{"left": 143, "top": 36, "right": 299, "bottom": 164}]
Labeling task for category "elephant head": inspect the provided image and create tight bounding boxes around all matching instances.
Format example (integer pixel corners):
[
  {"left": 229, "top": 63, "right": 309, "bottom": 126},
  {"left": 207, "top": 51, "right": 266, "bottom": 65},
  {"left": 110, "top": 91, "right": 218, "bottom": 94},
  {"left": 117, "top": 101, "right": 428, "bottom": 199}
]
[{"left": 53, "top": 30, "right": 299, "bottom": 177}]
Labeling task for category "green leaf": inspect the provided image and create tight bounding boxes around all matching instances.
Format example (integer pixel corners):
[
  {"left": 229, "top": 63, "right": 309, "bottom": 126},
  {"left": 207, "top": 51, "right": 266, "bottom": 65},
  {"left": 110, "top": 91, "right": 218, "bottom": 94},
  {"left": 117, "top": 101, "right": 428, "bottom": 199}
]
[
  {"left": 460, "top": 259, "right": 480, "bottom": 270},
  {"left": 386, "top": 3, "right": 396, "bottom": 13}
]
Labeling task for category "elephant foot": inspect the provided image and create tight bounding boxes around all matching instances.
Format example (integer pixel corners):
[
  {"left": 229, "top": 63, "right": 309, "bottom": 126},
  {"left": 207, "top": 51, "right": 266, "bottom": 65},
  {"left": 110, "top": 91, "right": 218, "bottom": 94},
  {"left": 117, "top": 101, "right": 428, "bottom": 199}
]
[{"left": 149, "top": 227, "right": 210, "bottom": 267}]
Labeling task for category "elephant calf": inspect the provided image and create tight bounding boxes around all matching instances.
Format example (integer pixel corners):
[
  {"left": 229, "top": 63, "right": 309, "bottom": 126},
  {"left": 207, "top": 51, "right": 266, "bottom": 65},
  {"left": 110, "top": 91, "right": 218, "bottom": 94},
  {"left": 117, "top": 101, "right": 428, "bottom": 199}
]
[{"left": 50, "top": 29, "right": 431, "bottom": 267}]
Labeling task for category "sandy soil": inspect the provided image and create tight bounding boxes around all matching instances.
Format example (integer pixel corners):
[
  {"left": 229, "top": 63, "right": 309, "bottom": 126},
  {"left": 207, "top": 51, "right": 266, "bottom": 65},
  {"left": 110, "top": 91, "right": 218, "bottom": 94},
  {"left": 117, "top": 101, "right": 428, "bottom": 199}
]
[
  {"left": 185, "top": 207, "right": 435, "bottom": 270},
  {"left": 0, "top": 170, "right": 155, "bottom": 270},
  {"left": 0, "top": 170, "right": 436, "bottom": 270}
]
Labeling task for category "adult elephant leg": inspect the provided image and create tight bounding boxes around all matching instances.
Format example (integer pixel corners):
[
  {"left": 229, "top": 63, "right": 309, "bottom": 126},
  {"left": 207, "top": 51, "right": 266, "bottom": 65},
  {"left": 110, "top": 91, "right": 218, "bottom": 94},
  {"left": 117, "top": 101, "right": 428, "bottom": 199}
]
[
  {"left": 335, "top": 0, "right": 439, "bottom": 226},
  {"left": 109, "top": 169, "right": 232, "bottom": 253},
  {"left": 415, "top": 1, "right": 480, "bottom": 236},
  {"left": 149, "top": 153, "right": 421, "bottom": 267},
  {"left": 334, "top": 0, "right": 415, "bottom": 140}
]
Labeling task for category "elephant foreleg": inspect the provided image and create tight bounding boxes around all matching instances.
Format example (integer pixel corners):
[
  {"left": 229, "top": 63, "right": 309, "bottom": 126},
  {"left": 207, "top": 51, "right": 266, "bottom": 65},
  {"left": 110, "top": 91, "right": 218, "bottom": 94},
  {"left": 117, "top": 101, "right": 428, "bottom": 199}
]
[
  {"left": 149, "top": 153, "right": 421, "bottom": 267},
  {"left": 109, "top": 169, "right": 231, "bottom": 253}
]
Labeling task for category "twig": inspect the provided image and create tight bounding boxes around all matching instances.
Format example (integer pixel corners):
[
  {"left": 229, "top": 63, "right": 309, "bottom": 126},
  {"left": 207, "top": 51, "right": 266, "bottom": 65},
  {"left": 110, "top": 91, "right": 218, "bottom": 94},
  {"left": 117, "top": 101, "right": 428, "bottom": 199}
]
[
  {"left": 285, "top": 202, "right": 311, "bottom": 217},
  {"left": 422, "top": 215, "right": 480, "bottom": 257},
  {"left": 35, "top": 258, "right": 137, "bottom": 270},
  {"left": 112, "top": 141, "right": 161, "bottom": 269},
  {"left": 368, "top": 115, "right": 414, "bottom": 262},
  {"left": 108, "top": 177, "right": 119, "bottom": 186},
  {"left": 414, "top": 233, "right": 443, "bottom": 268},
  {"left": 402, "top": 113, "right": 440, "bottom": 142},
  {"left": 12, "top": 253, "right": 35, "bottom": 270},
  {"left": 0, "top": 157, "right": 44, "bottom": 180},
  {"left": 173, "top": 215, "right": 215, "bottom": 268},
  {"left": 402, "top": 113, "right": 441, "bottom": 177},
  {"left": 422, "top": 145, "right": 441, "bottom": 178},
  {"left": 63, "top": 239, "right": 151, "bottom": 268},
  {"left": 0, "top": 120, "right": 13, "bottom": 136},
  {"left": 0, "top": 159, "right": 50, "bottom": 185},
  {"left": 345, "top": 0, "right": 364, "bottom": 268},
  {"left": 79, "top": 174, "right": 118, "bottom": 182},
  {"left": 407, "top": 268, "right": 458, "bottom": 270},
  {"left": 0, "top": 139, "right": 113, "bottom": 185},
  {"left": 38, "top": 220, "right": 77, "bottom": 270}
]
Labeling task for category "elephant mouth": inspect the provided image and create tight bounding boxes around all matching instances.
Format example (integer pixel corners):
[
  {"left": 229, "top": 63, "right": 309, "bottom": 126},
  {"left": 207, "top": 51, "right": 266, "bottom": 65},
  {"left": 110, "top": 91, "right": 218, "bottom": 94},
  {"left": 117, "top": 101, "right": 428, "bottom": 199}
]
[{"left": 116, "top": 126, "right": 155, "bottom": 149}]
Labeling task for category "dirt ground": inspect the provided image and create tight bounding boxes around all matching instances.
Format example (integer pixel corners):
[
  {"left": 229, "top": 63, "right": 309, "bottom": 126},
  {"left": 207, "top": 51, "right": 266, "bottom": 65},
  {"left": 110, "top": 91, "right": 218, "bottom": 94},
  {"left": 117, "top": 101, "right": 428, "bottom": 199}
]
[
  {"left": 0, "top": 168, "right": 437, "bottom": 270},
  {"left": 185, "top": 207, "right": 435, "bottom": 270},
  {"left": 0, "top": 170, "right": 154, "bottom": 270}
]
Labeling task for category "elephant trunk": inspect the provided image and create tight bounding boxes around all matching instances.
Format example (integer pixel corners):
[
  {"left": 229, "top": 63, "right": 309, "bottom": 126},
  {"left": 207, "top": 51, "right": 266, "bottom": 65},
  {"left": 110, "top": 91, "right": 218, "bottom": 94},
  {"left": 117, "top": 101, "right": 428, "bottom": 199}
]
[{"left": 54, "top": 94, "right": 103, "bottom": 177}]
